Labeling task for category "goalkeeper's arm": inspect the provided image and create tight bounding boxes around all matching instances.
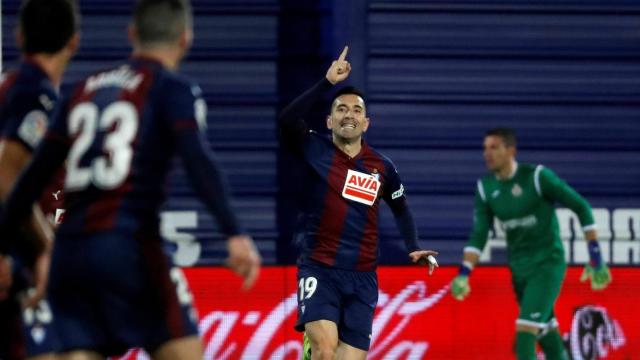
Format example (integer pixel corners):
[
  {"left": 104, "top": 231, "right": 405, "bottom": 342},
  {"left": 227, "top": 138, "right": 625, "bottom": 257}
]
[
  {"left": 451, "top": 181, "right": 492, "bottom": 301},
  {"left": 451, "top": 248, "right": 480, "bottom": 301},
  {"left": 581, "top": 229, "right": 612, "bottom": 291}
]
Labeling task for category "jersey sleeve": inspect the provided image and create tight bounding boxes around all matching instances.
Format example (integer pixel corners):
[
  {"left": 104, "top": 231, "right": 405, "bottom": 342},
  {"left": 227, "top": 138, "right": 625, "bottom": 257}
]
[
  {"left": 537, "top": 166, "right": 595, "bottom": 231},
  {"left": 466, "top": 180, "right": 494, "bottom": 255},
  {"left": 162, "top": 79, "right": 243, "bottom": 237},
  {"left": 1, "top": 90, "right": 55, "bottom": 152},
  {"left": 382, "top": 162, "right": 419, "bottom": 253},
  {"left": 44, "top": 93, "right": 72, "bottom": 145},
  {"left": 278, "top": 78, "right": 333, "bottom": 152}
]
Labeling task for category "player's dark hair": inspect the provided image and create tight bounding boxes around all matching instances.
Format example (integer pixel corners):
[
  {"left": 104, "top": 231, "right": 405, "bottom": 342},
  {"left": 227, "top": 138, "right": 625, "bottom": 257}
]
[
  {"left": 133, "top": 0, "right": 192, "bottom": 46},
  {"left": 332, "top": 86, "right": 366, "bottom": 104},
  {"left": 19, "top": 0, "right": 79, "bottom": 54},
  {"left": 486, "top": 127, "right": 517, "bottom": 147}
]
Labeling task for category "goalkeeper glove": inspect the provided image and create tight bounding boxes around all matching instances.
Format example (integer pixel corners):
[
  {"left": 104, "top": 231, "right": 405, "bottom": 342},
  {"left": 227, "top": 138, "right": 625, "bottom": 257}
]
[
  {"left": 451, "top": 261, "right": 472, "bottom": 301},
  {"left": 580, "top": 241, "right": 612, "bottom": 291}
]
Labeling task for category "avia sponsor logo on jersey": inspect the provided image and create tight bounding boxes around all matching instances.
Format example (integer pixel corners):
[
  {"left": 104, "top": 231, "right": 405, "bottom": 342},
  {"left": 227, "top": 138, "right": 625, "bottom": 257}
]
[
  {"left": 85, "top": 66, "right": 143, "bottom": 93},
  {"left": 501, "top": 214, "right": 537, "bottom": 230},
  {"left": 342, "top": 169, "right": 381, "bottom": 206}
]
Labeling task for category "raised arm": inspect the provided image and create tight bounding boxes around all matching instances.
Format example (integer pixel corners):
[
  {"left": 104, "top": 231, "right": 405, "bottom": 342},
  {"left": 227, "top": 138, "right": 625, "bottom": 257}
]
[{"left": 278, "top": 46, "right": 351, "bottom": 149}]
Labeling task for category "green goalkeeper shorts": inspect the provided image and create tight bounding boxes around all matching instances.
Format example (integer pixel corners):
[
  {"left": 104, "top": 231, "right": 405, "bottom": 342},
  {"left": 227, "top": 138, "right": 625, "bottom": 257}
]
[{"left": 511, "top": 257, "right": 567, "bottom": 329}]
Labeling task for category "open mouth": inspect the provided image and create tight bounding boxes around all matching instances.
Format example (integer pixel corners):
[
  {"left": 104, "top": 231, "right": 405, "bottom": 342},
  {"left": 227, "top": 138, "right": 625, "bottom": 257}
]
[{"left": 341, "top": 122, "right": 357, "bottom": 130}]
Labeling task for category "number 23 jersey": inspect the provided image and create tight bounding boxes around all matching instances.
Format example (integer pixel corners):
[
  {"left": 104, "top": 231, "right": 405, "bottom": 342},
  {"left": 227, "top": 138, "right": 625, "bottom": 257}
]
[{"left": 47, "top": 57, "right": 208, "bottom": 237}]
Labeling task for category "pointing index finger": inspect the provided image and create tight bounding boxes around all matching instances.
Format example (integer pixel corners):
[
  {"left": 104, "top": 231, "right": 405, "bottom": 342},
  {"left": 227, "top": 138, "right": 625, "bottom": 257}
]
[{"left": 338, "top": 46, "right": 349, "bottom": 62}]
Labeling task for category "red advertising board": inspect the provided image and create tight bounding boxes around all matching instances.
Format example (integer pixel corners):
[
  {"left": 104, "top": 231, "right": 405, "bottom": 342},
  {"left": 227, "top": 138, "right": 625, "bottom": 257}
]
[{"left": 116, "top": 266, "right": 638, "bottom": 360}]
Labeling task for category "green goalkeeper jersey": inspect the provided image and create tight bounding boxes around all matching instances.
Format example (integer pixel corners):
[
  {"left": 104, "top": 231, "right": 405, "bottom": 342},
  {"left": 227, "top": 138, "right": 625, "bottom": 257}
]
[{"left": 466, "top": 163, "right": 595, "bottom": 273}]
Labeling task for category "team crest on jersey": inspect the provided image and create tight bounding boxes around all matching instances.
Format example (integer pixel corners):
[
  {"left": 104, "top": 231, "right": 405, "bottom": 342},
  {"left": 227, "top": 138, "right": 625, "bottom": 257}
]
[
  {"left": 342, "top": 169, "right": 381, "bottom": 206},
  {"left": 371, "top": 168, "right": 380, "bottom": 180},
  {"left": 511, "top": 183, "right": 523, "bottom": 197}
]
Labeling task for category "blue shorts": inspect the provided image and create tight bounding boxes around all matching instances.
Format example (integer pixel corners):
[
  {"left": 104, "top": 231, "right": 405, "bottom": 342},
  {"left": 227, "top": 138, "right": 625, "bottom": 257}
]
[
  {"left": 48, "top": 230, "right": 198, "bottom": 356},
  {"left": 21, "top": 297, "right": 62, "bottom": 357},
  {"left": 295, "top": 262, "right": 378, "bottom": 351},
  {"left": 0, "top": 265, "right": 60, "bottom": 359}
]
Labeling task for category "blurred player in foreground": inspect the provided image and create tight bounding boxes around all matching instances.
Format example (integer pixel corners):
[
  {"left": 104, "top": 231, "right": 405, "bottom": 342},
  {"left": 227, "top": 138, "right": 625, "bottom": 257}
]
[
  {"left": 279, "top": 46, "right": 438, "bottom": 360},
  {"left": 0, "top": 0, "right": 79, "bottom": 358},
  {"left": 451, "top": 127, "right": 611, "bottom": 360},
  {"left": 0, "top": 0, "right": 260, "bottom": 359}
]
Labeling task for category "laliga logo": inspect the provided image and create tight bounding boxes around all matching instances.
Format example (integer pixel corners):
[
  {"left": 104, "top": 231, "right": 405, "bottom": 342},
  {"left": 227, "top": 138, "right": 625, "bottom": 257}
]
[{"left": 566, "top": 305, "right": 626, "bottom": 360}]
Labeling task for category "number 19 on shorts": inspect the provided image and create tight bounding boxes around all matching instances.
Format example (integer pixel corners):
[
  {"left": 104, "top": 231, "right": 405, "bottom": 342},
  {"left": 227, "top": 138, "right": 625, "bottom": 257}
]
[{"left": 298, "top": 277, "right": 317, "bottom": 301}]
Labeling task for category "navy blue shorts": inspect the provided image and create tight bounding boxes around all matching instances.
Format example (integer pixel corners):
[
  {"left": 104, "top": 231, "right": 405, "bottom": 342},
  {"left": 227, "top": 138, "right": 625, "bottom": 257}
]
[
  {"left": 295, "top": 262, "right": 378, "bottom": 351},
  {"left": 47, "top": 230, "right": 198, "bottom": 356},
  {"left": 0, "top": 264, "right": 60, "bottom": 359}
]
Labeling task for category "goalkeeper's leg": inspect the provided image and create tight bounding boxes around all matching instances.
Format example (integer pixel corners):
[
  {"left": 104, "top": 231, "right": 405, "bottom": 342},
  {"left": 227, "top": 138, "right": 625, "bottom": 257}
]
[
  {"left": 514, "top": 259, "right": 566, "bottom": 359},
  {"left": 538, "top": 318, "right": 568, "bottom": 360}
]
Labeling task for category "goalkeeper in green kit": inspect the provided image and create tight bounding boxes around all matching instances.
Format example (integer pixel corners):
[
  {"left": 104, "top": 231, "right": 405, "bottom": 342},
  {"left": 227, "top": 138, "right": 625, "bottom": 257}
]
[{"left": 451, "top": 128, "right": 612, "bottom": 360}]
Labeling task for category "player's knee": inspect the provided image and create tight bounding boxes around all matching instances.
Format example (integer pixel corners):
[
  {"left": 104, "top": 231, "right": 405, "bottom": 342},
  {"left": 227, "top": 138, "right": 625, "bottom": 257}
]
[
  {"left": 311, "top": 346, "right": 336, "bottom": 360},
  {"left": 309, "top": 336, "right": 338, "bottom": 360}
]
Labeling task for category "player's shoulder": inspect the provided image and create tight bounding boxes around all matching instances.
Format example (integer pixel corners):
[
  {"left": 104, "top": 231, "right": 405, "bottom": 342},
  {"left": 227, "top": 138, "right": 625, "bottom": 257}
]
[
  {"left": 518, "top": 163, "right": 557, "bottom": 182},
  {"left": 365, "top": 143, "right": 396, "bottom": 169},
  {"left": 516, "top": 163, "right": 540, "bottom": 176},
  {"left": 159, "top": 71, "right": 203, "bottom": 99},
  {"left": 3, "top": 66, "right": 57, "bottom": 108}
]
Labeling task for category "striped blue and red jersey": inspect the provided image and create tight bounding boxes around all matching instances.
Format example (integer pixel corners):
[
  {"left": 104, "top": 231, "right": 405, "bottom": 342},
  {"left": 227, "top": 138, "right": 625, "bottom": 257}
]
[
  {"left": 279, "top": 78, "right": 419, "bottom": 271},
  {"left": 0, "top": 60, "right": 64, "bottom": 221},
  {"left": 1, "top": 57, "right": 241, "bottom": 244},
  {"left": 0, "top": 60, "right": 56, "bottom": 152}
]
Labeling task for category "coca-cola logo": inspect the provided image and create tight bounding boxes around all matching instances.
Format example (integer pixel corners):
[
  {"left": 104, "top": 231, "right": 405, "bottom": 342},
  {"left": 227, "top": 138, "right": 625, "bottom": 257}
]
[
  {"left": 565, "top": 305, "right": 626, "bottom": 360},
  {"left": 113, "top": 281, "right": 449, "bottom": 360}
]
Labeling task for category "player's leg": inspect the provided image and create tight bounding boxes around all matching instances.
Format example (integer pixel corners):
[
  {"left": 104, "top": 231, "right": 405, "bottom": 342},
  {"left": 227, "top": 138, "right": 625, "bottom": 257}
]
[
  {"left": 295, "top": 263, "right": 342, "bottom": 360},
  {"left": 515, "top": 260, "right": 567, "bottom": 360},
  {"left": 57, "top": 351, "right": 103, "bottom": 360},
  {"left": 27, "top": 354, "right": 59, "bottom": 360},
  {"left": 511, "top": 270, "right": 539, "bottom": 360},
  {"left": 336, "top": 342, "right": 366, "bottom": 360},
  {"left": 305, "top": 320, "right": 339, "bottom": 360},
  {"left": 335, "top": 269, "right": 377, "bottom": 360},
  {"left": 99, "top": 232, "right": 201, "bottom": 359},
  {"left": 151, "top": 336, "right": 203, "bottom": 360},
  {"left": 538, "top": 317, "right": 568, "bottom": 360},
  {"left": 302, "top": 332, "right": 311, "bottom": 360}
]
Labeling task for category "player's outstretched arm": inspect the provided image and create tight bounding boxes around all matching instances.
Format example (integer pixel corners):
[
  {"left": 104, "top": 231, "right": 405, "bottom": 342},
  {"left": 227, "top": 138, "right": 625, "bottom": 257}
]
[
  {"left": 175, "top": 128, "right": 261, "bottom": 290},
  {"left": 409, "top": 250, "right": 439, "bottom": 275}
]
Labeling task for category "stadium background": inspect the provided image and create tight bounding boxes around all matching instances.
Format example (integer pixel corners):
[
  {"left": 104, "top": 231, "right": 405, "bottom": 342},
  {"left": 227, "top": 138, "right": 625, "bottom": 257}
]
[{"left": 2, "top": 0, "right": 639, "bottom": 358}]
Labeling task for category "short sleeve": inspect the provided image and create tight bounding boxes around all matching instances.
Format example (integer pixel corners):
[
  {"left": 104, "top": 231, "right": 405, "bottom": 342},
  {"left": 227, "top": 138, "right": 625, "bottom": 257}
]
[{"left": 2, "top": 90, "right": 56, "bottom": 151}]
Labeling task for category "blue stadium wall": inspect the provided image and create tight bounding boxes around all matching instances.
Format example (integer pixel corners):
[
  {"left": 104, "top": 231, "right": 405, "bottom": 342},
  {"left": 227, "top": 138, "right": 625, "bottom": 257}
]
[{"left": 2, "top": 0, "right": 639, "bottom": 266}]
